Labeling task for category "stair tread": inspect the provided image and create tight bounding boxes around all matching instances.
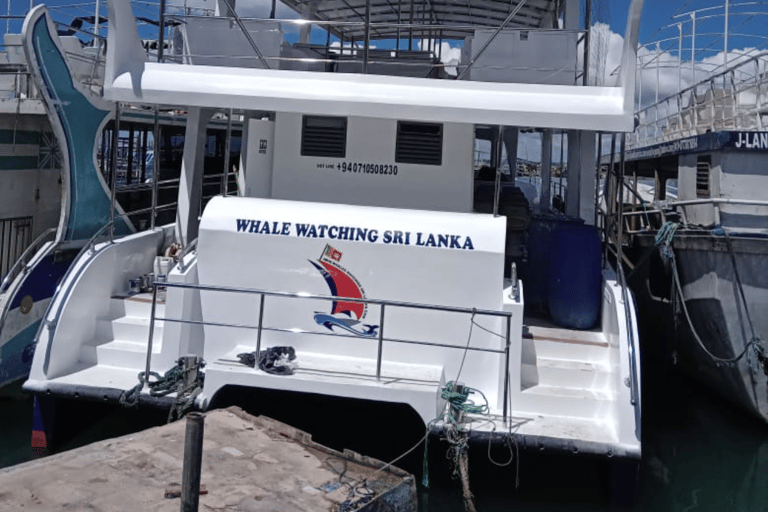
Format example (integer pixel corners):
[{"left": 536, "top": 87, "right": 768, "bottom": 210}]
[
  {"left": 97, "top": 339, "right": 152, "bottom": 352},
  {"left": 112, "top": 315, "right": 165, "bottom": 325},
  {"left": 522, "top": 384, "right": 612, "bottom": 401},
  {"left": 535, "top": 357, "right": 610, "bottom": 372}
]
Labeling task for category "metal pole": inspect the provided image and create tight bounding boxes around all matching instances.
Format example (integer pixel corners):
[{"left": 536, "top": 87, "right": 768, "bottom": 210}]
[
  {"left": 583, "top": 0, "right": 591, "bottom": 86},
  {"left": 492, "top": 126, "right": 504, "bottom": 216},
  {"left": 221, "top": 109, "right": 233, "bottom": 196},
  {"left": 677, "top": 23, "right": 682, "bottom": 92},
  {"left": 724, "top": 0, "right": 729, "bottom": 73},
  {"left": 255, "top": 293, "right": 265, "bottom": 357},
  {"left": 158, "top": 0, "right": 167, "bottom": 62},
  {"left": 109, "top": 102, "right": 121, "bottom": 241},
  {"left": 144, "top": 284, "right": 159, "bottom": 384},
  {"left": 363, "top": 0, "right": 371, "bottom": 74},
  {"left": 503, "top": 315, "right": 511, "bottom": 424},
  {"left": 690, "top": 11, "right": 696, "bottom": 85},
  {"left": 457, "top": 0, "right": 529, "bottom": 80},
  {"left": 616, "top": 133, "right": 626, "bottom": 267},
  {"left": 94, "top": 0, "right": 101, "bottom": 37},
  {"left": 605, "top": 134, "right": 616, "bottom": 264},
  {"left": 376, "top": 305, "right": 385, "bottom": 380},
  {"left": 396, "top": 0, "right": 401, "bottom": 51},
  {"left": 181, "top": 412, "right": 205, "bottom": 512},
  {"left": 594, "top": 132, "right": 602, "bottom": 226},
  {"left": 151, "top": 107, "right": 160, "bottom": 229},
  {"left": 408, "top": 0, "right": 414, "bottom": 50}
]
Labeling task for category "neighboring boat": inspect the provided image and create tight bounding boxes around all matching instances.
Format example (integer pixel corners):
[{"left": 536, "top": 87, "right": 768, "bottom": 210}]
[
  {"left": 24, "top": 0, "right": 644, "bottom": 467},
  {"left": 0, "top": 6, "right": 240, "bottom": 388},
  {"left": 604, "top": 4, "right": 768, "bottom": 422}
]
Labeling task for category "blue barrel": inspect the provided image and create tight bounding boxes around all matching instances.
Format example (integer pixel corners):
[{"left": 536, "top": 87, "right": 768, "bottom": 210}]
[
  {"left": 547, "top": 224, "right": 602, "bottom": 329},
  {"left": 523, "top": 214, "right": 584, "bottom": 313}
]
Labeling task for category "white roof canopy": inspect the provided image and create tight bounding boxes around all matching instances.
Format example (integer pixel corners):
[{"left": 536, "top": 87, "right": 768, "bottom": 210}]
[{"left": 103, "top": 0, "right": 644, "bottom": 132}]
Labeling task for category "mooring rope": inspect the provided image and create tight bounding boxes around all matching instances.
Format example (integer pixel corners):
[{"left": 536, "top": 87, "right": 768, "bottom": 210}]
[
  {"left": 658, "top": 222, "right": 765, "bottom": 366},
  {"left": 119, "top": 358, "right": 205, "bottom": 422}
]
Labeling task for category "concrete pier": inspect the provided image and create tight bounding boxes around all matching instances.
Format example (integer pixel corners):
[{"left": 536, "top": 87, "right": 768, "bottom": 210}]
[{"left": 0, "top": 407, "right": 417, "bottom": 511}]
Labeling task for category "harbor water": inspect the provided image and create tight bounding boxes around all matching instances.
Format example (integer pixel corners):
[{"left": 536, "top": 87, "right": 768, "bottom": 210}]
[{"left": 2, "top": 353, "right": 767, "bottom": 511}]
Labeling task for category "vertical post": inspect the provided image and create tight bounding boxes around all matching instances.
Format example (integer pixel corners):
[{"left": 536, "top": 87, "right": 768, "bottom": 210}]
[
  {"left": 140, "top": 127, "right": 147, "bottom": 183},
  {"left": 181, "top": 412, "right": 205, "bottom": 512},
  {"left": 594, "top": 132, "right": 602, "bottom": 227},
  {"left": 677, "top": 23, "right": 682, "bottom": 92},
  {"left": 396, "top": 0, "right": 401, "bottom": 51},
  {"left": 255, "top": 293, "right": 265, "bottom": 357},
  {"left": 582, "top": 0, "right": 591, "bottom": 86},
  {"left": 376, "top": 304, "right": 385, "bottom": 380},
  {"left": 690, "top": 11, "right": 696, "bottom": 85},
  {"left": 616, "top": 133, "right": 626, "bottom": 268},
  {"left": 541, "top": 129, "right": 552, "bottom": 209},
  {"left": 492, "top": 126, "right": 504, "bottom": 216},
  {"left": 408, "top": 0, "right": 414, "bottom": 50},
  {"left": 158, "top": 0, "right": 167, "bottom": 62},
  {"left": 363, "top": 0, "right": 371, "bottom": 74},
  {"left": 221, "top": 108, "right": 233, "bottom": 196},
  {"left": 151, "top": 107, "right": 161, "bottom": 229},
  {"left": 503, "top": 314, "right": 511, "bottom": 424},
  {"left": 144, "top": 284, "right": 159, "bottom": 384},
  {"left": 724, "top": 0, "right": 729, "bottom": 73},
  {"left": 127, "top": 124, "right": 135, "bottom": 186},
  {"left": 109, "top": 102, "right": 121, "bottom": 241},
  {"left": 604, "top": 133, "right": 619, "bottom": 261},
  {"left": 94, "top": 0, "right": 101, "bottom": 38}
]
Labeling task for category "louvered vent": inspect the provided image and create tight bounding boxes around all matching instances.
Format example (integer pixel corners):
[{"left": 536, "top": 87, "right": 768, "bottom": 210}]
[
  {"left": 696, "top": 155, "right": 710, "bottom": 198},
  {"left": 301, "top": 116, "right": 347, "bottom": 157},
  {"left": 395, "top": 121, "right": 443, "bottom": 166}
]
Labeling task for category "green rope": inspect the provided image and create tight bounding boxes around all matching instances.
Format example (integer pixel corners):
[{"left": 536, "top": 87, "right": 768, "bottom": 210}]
[
  {"left": 422, "top": 382, "right": 491, "bottom": 489},
  {"left": 441, "top": 381, "right": 490, "bottom": 420},
  {"left": 655, "top": 220, "right": 679, "bottom": 260}
]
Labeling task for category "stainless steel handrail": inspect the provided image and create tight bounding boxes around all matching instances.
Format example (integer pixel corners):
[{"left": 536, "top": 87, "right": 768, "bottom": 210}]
[
  {"left": 157, "top": 281, "right": 513, "bottom": 318},
  {"left": 0, "top": 227, "right": 56, "bottom": 294},
  {"left": 143, "top": 279, "right": 514, "bottom": 423}
]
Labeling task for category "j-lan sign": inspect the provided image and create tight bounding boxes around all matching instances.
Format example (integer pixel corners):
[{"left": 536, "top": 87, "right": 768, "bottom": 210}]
[
  {"left": 734, "top": 132, "right": 768, "bottom": 149},
  {"left": 235, "top": 219, "right": 476, "bottom": 250}
]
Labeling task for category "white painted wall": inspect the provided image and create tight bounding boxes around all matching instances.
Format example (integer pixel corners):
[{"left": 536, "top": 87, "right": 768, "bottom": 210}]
[
  {"left": 718, "top": 152, "right": 768, "bottom": 230},
  {"left": 462, "top": 29, "right": 579, "bottom": 85},
  {"left": 179, "top": 18, "right": 283, "bottom": 68},
  {"left": 270, "top": 113, "right": 475, "bottom": 212}
]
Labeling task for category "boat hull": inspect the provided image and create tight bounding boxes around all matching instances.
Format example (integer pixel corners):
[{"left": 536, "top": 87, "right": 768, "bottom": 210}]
[{"left": 630, "top": 232, "right": 768, "bottom": 423}]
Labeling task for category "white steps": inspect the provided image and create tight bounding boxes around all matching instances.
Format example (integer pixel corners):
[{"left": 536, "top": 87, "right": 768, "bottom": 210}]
[
  {"left": 517, "top": 320, "right": 615, "bottom": 420},
  {"left": 80, "top": 296, "right": 165, "bottom": 369}
]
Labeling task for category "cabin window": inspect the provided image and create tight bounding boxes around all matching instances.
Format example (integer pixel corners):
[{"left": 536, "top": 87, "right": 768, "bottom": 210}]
[
  {"left": 696, "top": 155, "right": 710, "bottom": 198},
  {"left": 395, "top": 121, "right": 443, "bottom": 166},
  {"left": 301, "top": 116, "right": 347, "bottom": 158}
]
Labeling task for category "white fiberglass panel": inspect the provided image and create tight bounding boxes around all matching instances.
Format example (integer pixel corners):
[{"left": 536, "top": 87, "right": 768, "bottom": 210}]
[{"left": 196, "top": 196, "right": 507, "bottom": 404}]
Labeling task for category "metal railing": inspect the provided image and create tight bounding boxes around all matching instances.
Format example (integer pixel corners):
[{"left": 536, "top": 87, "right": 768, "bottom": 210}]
[
  {"left": 0, "top": 227, "right": 56, "bottom": 295},
  {"left": 163, "top": 12, "right": 585, "bottom": 82},
  {"left": 631, "top": 51, "right": 768, "bottom": 148},
  {"left": 143, "top": 280, "right": 515, "bottom": 423}
]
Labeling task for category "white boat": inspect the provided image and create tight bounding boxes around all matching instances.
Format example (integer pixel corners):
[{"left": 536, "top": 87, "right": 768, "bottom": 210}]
[
  {"left": 606, "top": 3, "right": 768, "bottom": 422},
  {"left": 23, "top": 0, "right": 644, "bottom": 463}
]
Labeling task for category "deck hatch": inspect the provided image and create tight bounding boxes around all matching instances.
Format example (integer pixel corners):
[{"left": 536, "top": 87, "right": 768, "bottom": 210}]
[
  {"left": 301, "top": 115, "right": 347, "bottom": 158},
  {"left": 395, "top": 121, "right": 443, "bottom": 166}
]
